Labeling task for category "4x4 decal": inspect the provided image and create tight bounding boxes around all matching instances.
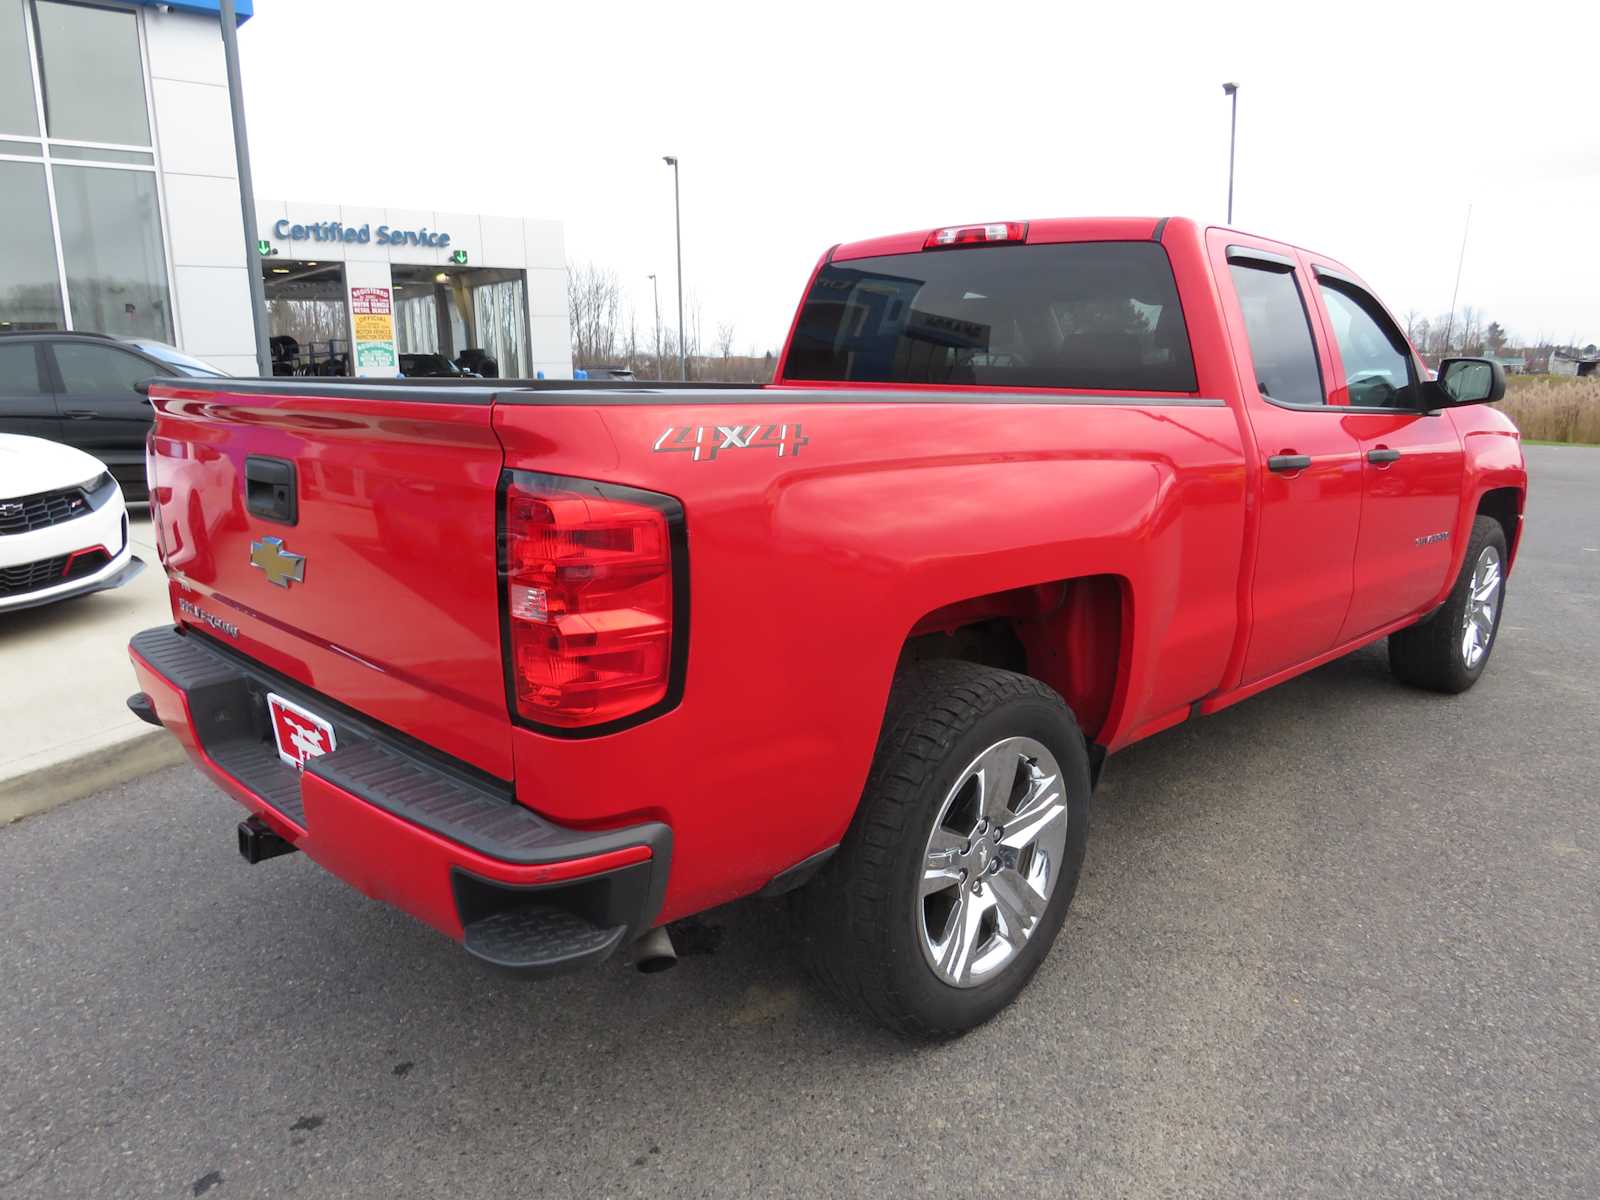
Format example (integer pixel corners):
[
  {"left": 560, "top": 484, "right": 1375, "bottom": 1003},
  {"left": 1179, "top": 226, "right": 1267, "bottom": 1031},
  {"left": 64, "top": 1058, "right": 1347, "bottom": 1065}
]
[{"left": 653, "top": 423, "right": 809, "bottom": 462}]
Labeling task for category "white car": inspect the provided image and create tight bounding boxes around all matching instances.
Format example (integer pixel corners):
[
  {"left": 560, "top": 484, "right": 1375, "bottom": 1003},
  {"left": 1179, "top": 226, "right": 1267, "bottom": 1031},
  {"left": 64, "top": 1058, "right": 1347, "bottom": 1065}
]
[{"left": 0, "top": 434, "right": 143, "bottom": 613}]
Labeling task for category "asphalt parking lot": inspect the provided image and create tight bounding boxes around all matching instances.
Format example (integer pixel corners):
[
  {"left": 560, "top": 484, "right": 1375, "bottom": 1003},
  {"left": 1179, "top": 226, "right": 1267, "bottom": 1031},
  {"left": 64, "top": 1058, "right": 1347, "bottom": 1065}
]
[{"left": 2, "top": 445, "right": 1596, "bottom": 1199}]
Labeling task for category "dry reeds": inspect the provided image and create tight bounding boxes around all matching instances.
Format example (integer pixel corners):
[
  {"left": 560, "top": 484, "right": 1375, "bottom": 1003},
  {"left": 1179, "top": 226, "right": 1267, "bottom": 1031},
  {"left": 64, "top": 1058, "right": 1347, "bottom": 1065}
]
[{"left": 1493, "top": 375, "right": 1600, "bottom": 444}]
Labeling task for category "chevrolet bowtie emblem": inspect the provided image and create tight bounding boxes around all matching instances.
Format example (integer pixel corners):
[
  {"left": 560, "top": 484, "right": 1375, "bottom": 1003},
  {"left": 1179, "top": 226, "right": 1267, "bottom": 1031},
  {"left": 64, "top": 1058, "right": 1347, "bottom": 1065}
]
[
  {"left": 249, "top": 536, "right": 306, "bottom": 588},
  {"left": 0, "top": 502, "right": 22, "bottom": 518}
]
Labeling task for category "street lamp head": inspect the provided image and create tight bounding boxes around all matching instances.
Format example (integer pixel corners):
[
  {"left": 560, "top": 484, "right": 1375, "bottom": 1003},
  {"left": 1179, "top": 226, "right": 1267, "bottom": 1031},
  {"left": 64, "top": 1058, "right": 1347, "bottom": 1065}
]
[
  {"left": 1222, "top": 82, "right": 1239, "bottom": 96},
  {"left": 647, "top": 273, "right": 656, "bottom": 281},
  {"left": 662, "top": 155, "right": 677, "bottom": 166}
]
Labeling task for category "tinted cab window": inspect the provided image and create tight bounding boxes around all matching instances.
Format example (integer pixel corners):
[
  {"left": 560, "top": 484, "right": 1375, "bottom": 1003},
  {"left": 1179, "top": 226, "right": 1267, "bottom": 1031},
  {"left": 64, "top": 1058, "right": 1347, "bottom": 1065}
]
[
  {"left": 783, "top": 242, "right": 1198, "bottom": 392},
  {"left": 1228, "top": 264, "right": 1324, "bottom": 407}
]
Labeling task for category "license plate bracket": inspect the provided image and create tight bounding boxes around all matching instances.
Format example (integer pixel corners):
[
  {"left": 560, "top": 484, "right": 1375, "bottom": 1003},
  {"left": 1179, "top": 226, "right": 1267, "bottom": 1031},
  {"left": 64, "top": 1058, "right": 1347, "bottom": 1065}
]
[{"left": 266, "top": 691, "right": 338, "bottom": 770}]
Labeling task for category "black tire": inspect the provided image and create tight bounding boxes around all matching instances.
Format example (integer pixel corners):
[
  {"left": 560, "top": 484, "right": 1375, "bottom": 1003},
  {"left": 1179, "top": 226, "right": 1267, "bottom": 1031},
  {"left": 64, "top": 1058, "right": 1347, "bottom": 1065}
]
[
  {"left": 795, "top": 660, "right": 1090, "bottom": 1037},
  {"left": 1388, "top": 515, "right": 1509, "bottom": 694}
]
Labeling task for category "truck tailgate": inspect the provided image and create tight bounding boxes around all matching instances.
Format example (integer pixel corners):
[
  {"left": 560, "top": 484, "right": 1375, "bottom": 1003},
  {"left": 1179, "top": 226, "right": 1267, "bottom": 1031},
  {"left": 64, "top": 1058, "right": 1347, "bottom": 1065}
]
[{"left": 146, "top": 382, "right": 513, "bottom": 778}]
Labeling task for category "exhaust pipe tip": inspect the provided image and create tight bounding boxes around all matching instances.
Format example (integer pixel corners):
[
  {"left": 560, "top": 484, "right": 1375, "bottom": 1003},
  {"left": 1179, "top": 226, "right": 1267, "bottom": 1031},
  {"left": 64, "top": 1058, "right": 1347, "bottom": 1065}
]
[{"left": 633, "top": 925, "right": 677, "bottom": 974}]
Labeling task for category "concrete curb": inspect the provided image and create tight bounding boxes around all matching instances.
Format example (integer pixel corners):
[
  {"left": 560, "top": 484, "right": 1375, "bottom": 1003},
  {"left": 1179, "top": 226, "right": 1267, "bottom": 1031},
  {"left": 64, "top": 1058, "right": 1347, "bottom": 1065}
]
[{"left": 0, "top": 730, "right": 186, "bottom": 826}]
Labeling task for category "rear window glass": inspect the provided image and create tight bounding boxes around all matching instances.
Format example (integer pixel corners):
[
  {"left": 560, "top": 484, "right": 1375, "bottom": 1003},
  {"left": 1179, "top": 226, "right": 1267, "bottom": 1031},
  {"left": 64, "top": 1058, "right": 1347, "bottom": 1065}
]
[{"left": 782, "top": 242, "right": 1197, "bottom": 392}]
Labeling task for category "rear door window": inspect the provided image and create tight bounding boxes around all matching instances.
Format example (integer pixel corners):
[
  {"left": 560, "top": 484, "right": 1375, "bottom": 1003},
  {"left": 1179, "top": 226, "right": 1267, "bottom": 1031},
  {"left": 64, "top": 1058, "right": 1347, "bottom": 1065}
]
[
  {"left": 783, "top": 242, "right": 1197, "bottom": 392},
  {"left": 1227, "top": 263, "right": 1325, "bottom": 408},
  {"left": 0, "top": 342, "right": 46, "bottom": 396},
  {"left": 51, "top": 342, "right": 159, "bottom": 394}
]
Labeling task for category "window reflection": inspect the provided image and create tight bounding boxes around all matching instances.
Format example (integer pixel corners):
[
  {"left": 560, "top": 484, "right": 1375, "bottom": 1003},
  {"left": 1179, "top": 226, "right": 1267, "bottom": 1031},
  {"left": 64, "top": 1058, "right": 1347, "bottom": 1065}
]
[
  {"left": 54, "top": 165, "right": 172, "bottom": 340},
  {"left": 0, "top": 0, "right": 37, "bottom": 136},
  {"left": 0, "top": 160, "right": 64, "bottom": 330},
  {"left": 34, "top": 0, "right": 151, "bottom": 146}
]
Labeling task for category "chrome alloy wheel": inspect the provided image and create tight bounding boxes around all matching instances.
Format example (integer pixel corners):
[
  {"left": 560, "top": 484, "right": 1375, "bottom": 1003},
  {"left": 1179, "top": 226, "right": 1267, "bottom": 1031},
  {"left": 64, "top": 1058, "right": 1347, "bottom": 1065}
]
[
  {"left": 917, "top": 736, "right": 1069, "bottom": 988},
  {"left": 1461, "top": 544, "right": 1503, "bottom": 670}
]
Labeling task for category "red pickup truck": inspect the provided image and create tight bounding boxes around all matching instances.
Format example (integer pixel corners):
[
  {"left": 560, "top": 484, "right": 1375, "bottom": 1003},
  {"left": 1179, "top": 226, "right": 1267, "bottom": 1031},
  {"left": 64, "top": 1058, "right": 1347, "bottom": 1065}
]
[{"left": 128, "top": 217, "right": 1526, "bottom": 1035}]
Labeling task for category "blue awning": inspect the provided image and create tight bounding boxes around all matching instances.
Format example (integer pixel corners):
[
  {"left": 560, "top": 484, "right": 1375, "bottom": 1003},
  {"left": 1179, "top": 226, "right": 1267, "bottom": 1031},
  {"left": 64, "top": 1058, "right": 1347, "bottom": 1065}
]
[{"left": 130, "top": 0, "right": 253, "bottom": 22}]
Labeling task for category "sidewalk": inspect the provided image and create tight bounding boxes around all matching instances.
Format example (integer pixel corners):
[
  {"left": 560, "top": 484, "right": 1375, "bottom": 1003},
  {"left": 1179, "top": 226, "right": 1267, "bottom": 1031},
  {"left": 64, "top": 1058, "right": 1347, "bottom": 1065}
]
[{"left": 0, "top": 515, "right": 183, "bottom": 824}]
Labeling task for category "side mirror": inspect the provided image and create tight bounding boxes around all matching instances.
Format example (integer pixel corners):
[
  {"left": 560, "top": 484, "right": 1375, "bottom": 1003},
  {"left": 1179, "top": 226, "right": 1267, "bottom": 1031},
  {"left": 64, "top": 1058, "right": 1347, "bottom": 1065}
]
[{"left": 1431, "top": 357, "right": 1506, "bottom": 407}]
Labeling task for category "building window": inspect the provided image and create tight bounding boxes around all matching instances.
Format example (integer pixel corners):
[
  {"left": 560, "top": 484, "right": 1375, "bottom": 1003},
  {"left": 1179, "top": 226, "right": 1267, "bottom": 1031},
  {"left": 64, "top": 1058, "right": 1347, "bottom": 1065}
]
[
  {"left": 54, "top": 164, "right": 171, "bottom": 339},
  {"left": 1, "top": 0, "right": 38, "bottom": 135},
  {"left": 0, "top": 0, "right": 172, "bottom": 339},
  {"left": 0, "top": 160, "right": 63, "bottom": 330},
  {"left": 33, "top": 1, "right": 152, "bottom": 146}
]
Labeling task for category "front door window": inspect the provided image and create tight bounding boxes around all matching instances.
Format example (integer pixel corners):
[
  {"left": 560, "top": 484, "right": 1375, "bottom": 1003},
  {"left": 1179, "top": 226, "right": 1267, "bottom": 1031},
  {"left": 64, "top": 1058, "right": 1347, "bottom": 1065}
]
[{"left": 1317, "top": 282, "right": 1418, "bottom": 409}]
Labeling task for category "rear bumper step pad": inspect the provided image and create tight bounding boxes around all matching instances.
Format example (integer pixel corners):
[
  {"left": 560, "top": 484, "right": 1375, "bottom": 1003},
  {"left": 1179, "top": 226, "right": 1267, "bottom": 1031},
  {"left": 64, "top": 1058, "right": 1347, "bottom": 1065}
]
[{"left": 129, "top": 624, "right": 670, "bottom": 975}]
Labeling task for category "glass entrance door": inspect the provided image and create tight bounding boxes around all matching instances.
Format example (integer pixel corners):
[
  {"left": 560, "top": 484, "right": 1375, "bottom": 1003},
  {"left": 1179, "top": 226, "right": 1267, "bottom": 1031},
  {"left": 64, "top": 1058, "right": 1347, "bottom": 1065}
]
[
  {"left": 391, "top": 265, "right": 529, "bottom": 378},
  {"left": 262, "top": 261, "right": 351, "bottom": 376}
]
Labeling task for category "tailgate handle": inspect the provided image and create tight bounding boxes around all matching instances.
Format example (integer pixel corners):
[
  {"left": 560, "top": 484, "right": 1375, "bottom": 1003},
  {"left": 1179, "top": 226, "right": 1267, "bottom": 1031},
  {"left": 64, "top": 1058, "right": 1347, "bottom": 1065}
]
[{"left": 244, "top": 456, "right": 298, "bottom": 525}]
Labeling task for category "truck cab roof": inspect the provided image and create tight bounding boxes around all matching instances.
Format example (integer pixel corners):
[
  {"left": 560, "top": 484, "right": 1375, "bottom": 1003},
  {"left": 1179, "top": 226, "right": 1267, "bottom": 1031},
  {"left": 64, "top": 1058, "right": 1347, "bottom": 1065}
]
[{"left": 827, "top": 216, "right": 1346, "bottom": 271}]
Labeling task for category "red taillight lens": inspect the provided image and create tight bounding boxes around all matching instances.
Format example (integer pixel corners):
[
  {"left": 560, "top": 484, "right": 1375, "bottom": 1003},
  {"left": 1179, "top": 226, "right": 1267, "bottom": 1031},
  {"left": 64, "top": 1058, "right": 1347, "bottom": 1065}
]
[
  {"left": 924, "top": 222, "right": 1027, "bottom": 249},
  {"left": 502, "top": 473, "right": 680, "bottom": 729}
]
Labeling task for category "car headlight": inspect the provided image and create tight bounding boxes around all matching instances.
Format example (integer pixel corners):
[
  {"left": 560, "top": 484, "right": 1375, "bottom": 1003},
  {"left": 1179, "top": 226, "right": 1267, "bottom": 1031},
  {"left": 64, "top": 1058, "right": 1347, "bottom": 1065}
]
[{"left": 78, "top": 472, "right": 119, "bottom": 510}]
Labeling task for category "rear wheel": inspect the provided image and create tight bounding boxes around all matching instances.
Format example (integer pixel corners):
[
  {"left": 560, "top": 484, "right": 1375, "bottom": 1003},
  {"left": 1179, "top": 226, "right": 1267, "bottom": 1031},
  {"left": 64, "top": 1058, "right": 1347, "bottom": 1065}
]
[
  {"left": 796, "top": 660, "right": 1090, "bottom": 1037},
  {"left": 1388, "top": 515, "right": 1508, "bottom": 693}
]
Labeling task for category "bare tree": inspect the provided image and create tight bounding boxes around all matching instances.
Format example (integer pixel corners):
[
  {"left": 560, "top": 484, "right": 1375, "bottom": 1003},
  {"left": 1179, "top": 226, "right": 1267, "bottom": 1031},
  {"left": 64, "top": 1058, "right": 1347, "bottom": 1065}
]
[
  {"left": 623, "top": 310, "right": 640, "bottom": 368},
  {"left": 688, "top": 296, "right": 704, "bottom": 362},
  {"left": 567, "top": 262, "right": 623, "bottom": 367},
  {"left": 1459, "top": 306, "right": 1479, "bottom": 356},
  {"left": 715, "top": 321, "right": 736, "bottom": 361}
]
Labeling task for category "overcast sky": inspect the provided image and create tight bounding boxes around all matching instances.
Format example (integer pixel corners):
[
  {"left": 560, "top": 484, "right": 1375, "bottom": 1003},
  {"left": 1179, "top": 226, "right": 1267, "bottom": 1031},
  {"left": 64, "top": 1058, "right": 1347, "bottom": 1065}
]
[{"left": 238, "top": 0, "right": 1598, "bottom": 353}]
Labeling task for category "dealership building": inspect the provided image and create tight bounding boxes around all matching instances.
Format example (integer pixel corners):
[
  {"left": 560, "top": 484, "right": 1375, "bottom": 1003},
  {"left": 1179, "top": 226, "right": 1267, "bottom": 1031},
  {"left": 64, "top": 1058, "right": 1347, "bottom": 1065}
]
[
  {"left": 255, "top": 201, "right": 570, "bottom": 379},
  {"left": 0, "top": 0, "right": 572, "bottom": 379}
]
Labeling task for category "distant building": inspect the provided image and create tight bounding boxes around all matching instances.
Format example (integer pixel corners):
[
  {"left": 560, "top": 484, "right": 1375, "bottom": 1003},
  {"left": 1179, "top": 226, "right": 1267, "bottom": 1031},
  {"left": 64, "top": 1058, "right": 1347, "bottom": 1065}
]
[{"left": 1551, "top": 351, "right": 1600, "bottom": 378}]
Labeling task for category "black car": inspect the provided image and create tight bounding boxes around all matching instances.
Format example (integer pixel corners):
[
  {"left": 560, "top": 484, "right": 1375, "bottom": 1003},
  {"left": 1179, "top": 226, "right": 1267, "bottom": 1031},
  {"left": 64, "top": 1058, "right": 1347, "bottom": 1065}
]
[
  {"left": 398, "top": 353, "right": 478, "bottom": 378},
  {"left": 0, "top": 331, "right": 227, "bottom": 502}
]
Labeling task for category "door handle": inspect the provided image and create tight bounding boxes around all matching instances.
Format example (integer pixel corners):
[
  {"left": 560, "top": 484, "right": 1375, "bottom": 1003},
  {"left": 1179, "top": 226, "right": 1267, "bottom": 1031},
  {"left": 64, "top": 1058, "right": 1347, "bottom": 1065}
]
[
  {"left": 1267, "top": 454, "right": 1313, "bottom": 472},
  {"left": 63, "top": 409, "right": 96, "bottom": 420},
  {"left": 1367, "top": 447, "right": 1402, "bottom": 464}
]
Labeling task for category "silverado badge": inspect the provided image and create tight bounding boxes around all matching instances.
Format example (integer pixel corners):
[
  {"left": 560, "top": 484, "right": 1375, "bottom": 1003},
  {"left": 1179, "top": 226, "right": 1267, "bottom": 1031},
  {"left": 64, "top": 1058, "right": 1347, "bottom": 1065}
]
[{"left": 249, "top": 536, "right": 306, "bottom": 588}]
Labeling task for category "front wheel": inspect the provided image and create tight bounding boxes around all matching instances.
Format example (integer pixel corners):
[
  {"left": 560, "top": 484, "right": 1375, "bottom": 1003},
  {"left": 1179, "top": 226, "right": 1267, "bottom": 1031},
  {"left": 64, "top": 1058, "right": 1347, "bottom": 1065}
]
[
  {"left": 796, "top": 661, "right": 1090, "bottom": 1037},
  {"left": 1388, "top": 515, "right": 1509, "bottom": 693}
]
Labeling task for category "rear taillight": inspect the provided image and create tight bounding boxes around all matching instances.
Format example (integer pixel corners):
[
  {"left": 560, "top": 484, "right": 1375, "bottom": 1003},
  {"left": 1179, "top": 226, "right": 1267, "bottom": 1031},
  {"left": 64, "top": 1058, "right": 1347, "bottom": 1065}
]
[
  {"left": 501, "top": 472, "right": 684, "bottom": 730},
  {"left": 924, "top": 222, "right": 1027, "bottom": 249}
]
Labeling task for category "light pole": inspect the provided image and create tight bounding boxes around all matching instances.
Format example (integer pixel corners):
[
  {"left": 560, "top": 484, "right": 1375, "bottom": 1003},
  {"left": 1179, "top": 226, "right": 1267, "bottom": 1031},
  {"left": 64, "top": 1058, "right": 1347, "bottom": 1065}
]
[
  {"left": 219, "top": 0, "right": 271, "bottom": 376},
  {"left": 647, "top": 273, "right": 662, "bottom": 378},
  {"left": 1222, "top": 82, "right": 1239, "bottom": 225},
  {"left": 663, "top": 156, "right": 686, "bottom": 381}
]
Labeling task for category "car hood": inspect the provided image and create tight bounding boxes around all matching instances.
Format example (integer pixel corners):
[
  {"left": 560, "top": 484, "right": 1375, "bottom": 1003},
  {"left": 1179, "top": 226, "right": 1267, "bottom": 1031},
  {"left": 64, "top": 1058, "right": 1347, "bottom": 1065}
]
[{"left": 0, "top": 434, "right": 109, "bottom": 500}]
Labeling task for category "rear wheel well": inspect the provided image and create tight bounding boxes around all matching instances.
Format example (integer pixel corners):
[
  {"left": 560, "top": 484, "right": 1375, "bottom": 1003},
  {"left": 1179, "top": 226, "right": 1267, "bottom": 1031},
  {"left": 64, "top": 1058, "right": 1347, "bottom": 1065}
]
[{"left": 898, "top": 576, "right": 1125, "bottom": 741}]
